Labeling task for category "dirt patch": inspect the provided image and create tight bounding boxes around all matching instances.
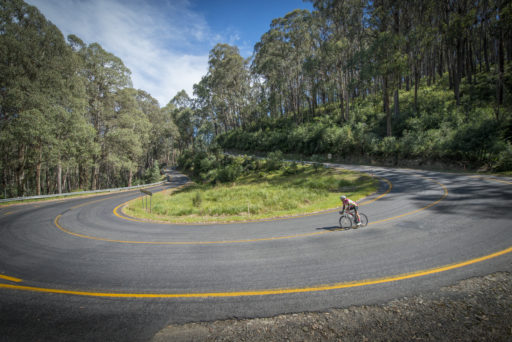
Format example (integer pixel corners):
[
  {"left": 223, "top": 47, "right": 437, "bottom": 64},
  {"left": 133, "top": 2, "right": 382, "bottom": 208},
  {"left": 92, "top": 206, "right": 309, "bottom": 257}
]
[{"left": 152, "top": 272, "right": 512, "bottom": 341}]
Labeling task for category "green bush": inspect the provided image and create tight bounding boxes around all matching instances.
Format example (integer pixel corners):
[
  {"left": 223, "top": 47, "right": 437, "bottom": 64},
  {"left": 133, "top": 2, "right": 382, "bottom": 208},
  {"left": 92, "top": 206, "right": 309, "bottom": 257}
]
[
  {"left": 214, "top": 69, "right": 512, "bottom": 171},
  {"left": 494, "top": 142, "right": 512, "bottom": 172},
  {"left": 192, "top": 192, "right": 203, "bottom": 207},
  {"left": 265, "top": 150, "right": 284, "bottom": 171},
  {"left": 450, "top": 121, "right": 502, "bottom": 167},
  {"left": 217, "top": 164, "right": 243, "bottom": 183},
  {"left": 283, "top": 161, "right": 300, "bottom": 175},
  {"left": 145, "top": 160, "right": 161, "bottom": 183}
]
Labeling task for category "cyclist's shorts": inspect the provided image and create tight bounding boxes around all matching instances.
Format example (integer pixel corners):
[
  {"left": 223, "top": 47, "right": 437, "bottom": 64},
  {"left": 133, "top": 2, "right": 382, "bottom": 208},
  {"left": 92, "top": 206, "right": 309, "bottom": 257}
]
[{"left": 349, "top": 204, "right": 359, "bottom": 212}]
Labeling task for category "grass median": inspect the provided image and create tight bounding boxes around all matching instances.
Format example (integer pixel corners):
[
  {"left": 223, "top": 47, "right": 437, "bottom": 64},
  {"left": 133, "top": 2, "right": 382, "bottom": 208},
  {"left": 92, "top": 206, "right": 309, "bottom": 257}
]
[{"left": 124, "top": 164, "right": 378, "bottom": 224}]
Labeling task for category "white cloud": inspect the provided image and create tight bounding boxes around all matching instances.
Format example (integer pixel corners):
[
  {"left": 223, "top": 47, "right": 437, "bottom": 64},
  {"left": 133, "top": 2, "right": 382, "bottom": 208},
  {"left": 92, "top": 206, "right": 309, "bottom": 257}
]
[{"left": 26, "top": 0, "right": 211, "bottom": 106}]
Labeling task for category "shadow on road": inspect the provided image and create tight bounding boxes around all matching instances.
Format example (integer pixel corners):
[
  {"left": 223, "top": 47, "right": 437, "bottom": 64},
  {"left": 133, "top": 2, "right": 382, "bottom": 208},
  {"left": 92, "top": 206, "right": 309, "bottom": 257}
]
[{"left": 316, "top": 226, "right": 352, "bottom": 232}]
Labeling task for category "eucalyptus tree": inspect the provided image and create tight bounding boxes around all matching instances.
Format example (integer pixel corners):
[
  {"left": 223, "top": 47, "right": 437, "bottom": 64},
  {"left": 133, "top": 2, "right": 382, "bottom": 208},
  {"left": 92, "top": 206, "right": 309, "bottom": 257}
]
[
  {"left": 492, "top": 0, "right": 511, "bottom": 120},
  {"left": 193, "top": 76, "right": 217, "bottom": 138},
  {"left": 0, "top": 0, "right": 92, "bottom": 196},
  {"left": 252, "top": 26, "right": 290, "bottom": 118},
  {"left": 70, "top": 38, "right": 132, "bottom": 189},
  {"left": 159, "top": 102, "right": 180, "bottom": 163},
  {"left": 253, "top": 10, "right": 316, "bottom": 122},
  {"left": 365, "top": 0, "right": 403, "bottom": 136},
  {"left": 168, "top": 91, "right": 195, "bottom": 151},
  {"left": 194, "top": 44, "right": 250, "bottom": 133},
  {"left": 210, "top": 43, "right": 250, "bottom": 130},
  {"left": 106, "top": 88, "right": 150, "bottom": 187},
  {"left": 135, "top": 90, "right": 171, "bottom": 169},
  {"left": 310, "top": 0, "right": 366, "bottom": 122}
]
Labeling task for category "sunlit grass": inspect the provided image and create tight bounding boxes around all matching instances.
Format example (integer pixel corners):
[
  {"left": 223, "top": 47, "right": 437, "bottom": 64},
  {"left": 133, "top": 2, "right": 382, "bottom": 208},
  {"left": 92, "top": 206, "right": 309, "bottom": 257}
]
[{"left": 125, "top": 165, "right": 378, "bottom": 223}]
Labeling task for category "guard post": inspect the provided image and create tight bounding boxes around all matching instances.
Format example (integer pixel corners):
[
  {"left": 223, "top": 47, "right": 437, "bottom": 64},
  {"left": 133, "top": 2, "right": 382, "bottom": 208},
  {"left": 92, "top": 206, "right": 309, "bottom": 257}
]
[{"left": 140, "top": 189, "right": 153, "bottom": 213}]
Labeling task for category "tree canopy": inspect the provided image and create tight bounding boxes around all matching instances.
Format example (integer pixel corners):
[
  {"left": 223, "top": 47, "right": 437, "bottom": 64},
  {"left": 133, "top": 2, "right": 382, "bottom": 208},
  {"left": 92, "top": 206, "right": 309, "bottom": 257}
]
[
  {"left": 1, "top": 0, "right": 511, "bottom": 198},
  {"left": 0, "top": 0, "right": 184, "bottom": 197}
]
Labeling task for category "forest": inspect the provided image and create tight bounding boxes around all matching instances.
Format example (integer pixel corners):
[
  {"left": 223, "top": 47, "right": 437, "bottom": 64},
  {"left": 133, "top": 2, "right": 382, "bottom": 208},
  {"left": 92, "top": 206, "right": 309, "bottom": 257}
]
[
  {"left": 1, "top": 0, "right": 511, "bottom": 199},
  {"left": 208, "top": 0, "right": 512, "bottom": 171}
]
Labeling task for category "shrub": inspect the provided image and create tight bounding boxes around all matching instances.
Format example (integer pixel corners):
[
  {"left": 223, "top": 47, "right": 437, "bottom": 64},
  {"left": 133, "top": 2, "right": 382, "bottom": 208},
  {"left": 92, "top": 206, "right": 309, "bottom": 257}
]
[
  {"left": 192, "top": 192, "right": 202, "bottom": 207},
  {"left": 217, "top": 164, "right": 243, "bottom": 183},
  {"left": 494, "top": 142, "right": 512, "bottom": 172},
  {"left": 145, "top": 160, "right": 161, "bottom": 183},
  {"left": 283, "top": 161, "right": 299, "bottom": 175},
  {"left": 450, "top": 121, "right": 502, "bottom": 166},
  {"left": 265, "top": 150, "right": 284, "bottom": 171}
]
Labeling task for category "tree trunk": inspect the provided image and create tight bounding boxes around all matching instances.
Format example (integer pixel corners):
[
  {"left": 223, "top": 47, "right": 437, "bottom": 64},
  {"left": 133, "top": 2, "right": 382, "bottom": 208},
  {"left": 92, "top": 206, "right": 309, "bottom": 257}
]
[
  {"left": 91, "top": 164, "right": 98, "bottom": 191},
  {"left": 63, "top": 167, "right": 69, "bottom": 193},
  {"left": 79, "top": 164, "right": 84, "bottom": 190},
  {"left": 496, "top": 12, "right": 504, "bottom": 121},
  {"left": 447, "top": 59, "right": 453, "bottom": 90},
  {"left": 383, "top": 76, "right": 391, "bottom": 137},
  {"left": 57, "top": 158, "right": 62, "bottom": 194},
  {"left": 91, "top": 145, "right": 99, "bottom": 191},
  {"left": 483, "top": 33, "right": 490, "bottom": 72},
  {"left": 128, "top": 169, "right": 133, "bottom": 187},
  {"left": 16, "top": 144, "right": 26, "bottom": 197},
  {"left": 455, "top": 38, "right": 463, "bottom": 106},
  {"left": 438, "top": 48, "right": 444, "bottom": 78},
  {"left": 46, "top": 166, "right": 51, "bottom": 194},
  {"left": 468, "top": 40, "right": 474, "bottom": 83},
  {"left": 394, "top": 88, "right": 399, "bottom": 121},
  {"left": 344, "top": 86, "right": 350, "bottom": 122},
  {"left": 36, "top": 146, "right": 42, "bottom": 196},
  {"left": 2, "top": 167, "right": 7, "bottom": 198},
  {"left": 339, "top": 88, "right": 345, "bottom": 124}
]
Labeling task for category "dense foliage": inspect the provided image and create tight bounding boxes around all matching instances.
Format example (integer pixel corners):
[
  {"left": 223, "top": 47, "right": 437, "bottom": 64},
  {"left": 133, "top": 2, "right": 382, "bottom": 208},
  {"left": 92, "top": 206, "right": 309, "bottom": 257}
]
[
  {"left": 2, "top": 0, "right": 511, "bottom": 199},
  {"left": 177, "top": 150, "right": 292, "bottom": 184},
  {"left": 217, "top": 71, "right": 512, "bottom": 169},
  {"left": 197, "top": 0, "right": 511, "bottom": 170},
  {"left": 0, "top": 1, "right": 190, "bottom": 198}
]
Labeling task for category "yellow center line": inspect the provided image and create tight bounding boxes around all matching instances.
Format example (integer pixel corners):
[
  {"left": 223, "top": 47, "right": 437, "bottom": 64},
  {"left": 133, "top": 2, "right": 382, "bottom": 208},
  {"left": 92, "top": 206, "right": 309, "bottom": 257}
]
[
  {"left": 469, "top": 175, "right": 512, "bottom": 185},
  {"left": 0, "top": 274, "right": 22, "bottom": 283},
  {"left": 4, "top": 174, "right": 510, "bottom": 298},
  {"left": 1, "top": 245, "right": 511, "bottom": 298},
  {"left": 369, "top": 176, "right": 448, "bottom": 225},
  {"left": 359, "top": 177, "right": 393, "bottom": 205},
  {"left": 55, "top": 175, "right": 445, "bottom": 244},
  {"left": 54, "top": 215, "right": 329, "bottom": 244}
]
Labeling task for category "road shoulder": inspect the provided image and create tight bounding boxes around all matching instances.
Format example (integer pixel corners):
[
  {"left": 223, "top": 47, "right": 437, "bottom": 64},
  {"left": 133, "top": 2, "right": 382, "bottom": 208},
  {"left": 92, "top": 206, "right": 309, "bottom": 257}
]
[{"left": 152, "top": 272, "right": 512, "bottom": 341}]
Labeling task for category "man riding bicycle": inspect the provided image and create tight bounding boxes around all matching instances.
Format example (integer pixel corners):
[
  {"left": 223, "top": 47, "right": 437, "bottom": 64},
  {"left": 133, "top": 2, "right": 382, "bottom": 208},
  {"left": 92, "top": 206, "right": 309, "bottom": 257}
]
[{"left": 340, "top": 195, "right": 361, "bottom": 226}]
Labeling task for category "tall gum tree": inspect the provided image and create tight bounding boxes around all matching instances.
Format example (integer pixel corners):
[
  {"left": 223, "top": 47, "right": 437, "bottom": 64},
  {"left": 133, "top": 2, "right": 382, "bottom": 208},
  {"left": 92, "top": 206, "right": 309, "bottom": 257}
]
[
  {"left": 72, "top": 41, "right": 132, "bottom": 190},
  {"left": 0, "top": 0, "right": 89, "bottom": 196}
]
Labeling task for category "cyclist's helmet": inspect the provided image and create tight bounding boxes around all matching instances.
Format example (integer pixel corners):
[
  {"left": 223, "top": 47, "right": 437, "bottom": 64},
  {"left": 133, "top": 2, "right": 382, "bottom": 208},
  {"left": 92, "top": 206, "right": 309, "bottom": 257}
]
[{"left": 340, "top": 195, "right": 347, "bottom": 200}]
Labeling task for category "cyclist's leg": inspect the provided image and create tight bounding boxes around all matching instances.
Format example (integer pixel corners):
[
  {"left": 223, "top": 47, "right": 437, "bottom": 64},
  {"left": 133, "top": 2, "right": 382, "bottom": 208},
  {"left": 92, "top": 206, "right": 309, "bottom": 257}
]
[{"left": 354, "top": 205, "right": 361, "bottom": 223}]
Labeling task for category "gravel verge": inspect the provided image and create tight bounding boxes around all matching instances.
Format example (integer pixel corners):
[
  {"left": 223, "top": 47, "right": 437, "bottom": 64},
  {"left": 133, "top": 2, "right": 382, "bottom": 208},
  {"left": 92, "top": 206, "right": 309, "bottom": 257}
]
[{"left": 152, "top": 272, "right": 512, "bottom": 341}]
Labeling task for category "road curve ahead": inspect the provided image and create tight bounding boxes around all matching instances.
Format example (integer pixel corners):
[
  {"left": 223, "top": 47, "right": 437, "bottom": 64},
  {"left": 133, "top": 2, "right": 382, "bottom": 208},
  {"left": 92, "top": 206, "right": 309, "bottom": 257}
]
[{"left": 0, "top": 167, "right": 511, "bottom": 341}]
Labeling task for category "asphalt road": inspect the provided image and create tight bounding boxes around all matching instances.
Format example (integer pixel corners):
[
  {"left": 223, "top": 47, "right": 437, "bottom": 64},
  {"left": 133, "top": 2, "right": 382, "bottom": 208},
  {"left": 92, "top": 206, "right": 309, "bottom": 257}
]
[{"left": 0, "top": 166, "right": 511, "bottom": 341}]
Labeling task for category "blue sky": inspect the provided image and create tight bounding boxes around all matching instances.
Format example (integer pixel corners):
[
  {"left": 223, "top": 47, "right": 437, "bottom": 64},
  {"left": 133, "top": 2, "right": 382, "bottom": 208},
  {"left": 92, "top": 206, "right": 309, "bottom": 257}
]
[{"left": 25, "top": 0, "right": 313, "bottom": 107}]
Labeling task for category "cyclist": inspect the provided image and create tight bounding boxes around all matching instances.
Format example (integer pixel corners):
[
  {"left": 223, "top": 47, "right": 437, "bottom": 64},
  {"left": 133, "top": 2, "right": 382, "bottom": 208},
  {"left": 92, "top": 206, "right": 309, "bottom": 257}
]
[{"left": 340, "top": 195, "right": 361, "bottom": 226}]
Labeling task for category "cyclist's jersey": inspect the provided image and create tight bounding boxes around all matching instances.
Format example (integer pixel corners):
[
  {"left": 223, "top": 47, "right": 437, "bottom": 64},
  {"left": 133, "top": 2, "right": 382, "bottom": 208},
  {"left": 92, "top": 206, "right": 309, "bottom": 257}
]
[{"left": 342, "top": 198, "right": 358, "bottom": 208}]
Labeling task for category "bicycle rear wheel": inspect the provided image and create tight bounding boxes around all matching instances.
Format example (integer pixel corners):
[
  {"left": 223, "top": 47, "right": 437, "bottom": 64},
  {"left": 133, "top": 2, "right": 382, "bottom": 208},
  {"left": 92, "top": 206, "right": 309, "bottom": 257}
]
[
  {"left": 339, "top": 215, "right": 352, "bottom": 228},
  {"left": 358, "top": 213, "right": 368, "bottom": 227}
]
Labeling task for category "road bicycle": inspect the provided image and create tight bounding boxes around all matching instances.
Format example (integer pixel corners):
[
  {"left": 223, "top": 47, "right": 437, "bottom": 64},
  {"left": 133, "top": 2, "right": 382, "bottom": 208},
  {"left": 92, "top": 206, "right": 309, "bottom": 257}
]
[{"left": 339, "top": 209, "right": 368, "bottom": 229}]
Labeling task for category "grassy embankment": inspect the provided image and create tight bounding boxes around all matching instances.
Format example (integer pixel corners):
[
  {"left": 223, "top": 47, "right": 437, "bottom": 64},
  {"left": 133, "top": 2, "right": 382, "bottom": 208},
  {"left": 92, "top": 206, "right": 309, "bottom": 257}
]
[{"left": 124, "top": 164, "right": 378, "bottom": 223}]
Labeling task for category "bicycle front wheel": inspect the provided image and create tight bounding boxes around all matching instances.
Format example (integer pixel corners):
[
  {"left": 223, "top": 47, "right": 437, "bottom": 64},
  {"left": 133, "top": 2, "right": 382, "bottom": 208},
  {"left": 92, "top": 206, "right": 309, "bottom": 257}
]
[
  {"left": 339, "top": 215, "right": 352, "bottom": 228},
  {"left": 358, "top": 213, "right": 368, "bottom": 227}
]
